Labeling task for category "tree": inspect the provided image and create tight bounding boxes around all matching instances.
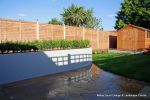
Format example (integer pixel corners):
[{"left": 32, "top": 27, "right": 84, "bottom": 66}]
[
  {"left": 115, "top": 0, "right": 150, "bottom": 29},
  {"left": 61, "top": 4, "right": 103, "bottom": 30},
  {"left": 48, "top": 18, "right": 62, "bottom": 25},
  {"left": 85, "top": 17, "right": 103, "bottom": 30}
]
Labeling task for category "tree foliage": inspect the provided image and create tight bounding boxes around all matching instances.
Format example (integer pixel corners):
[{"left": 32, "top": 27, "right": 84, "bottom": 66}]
[
  {"left": 61, "top": 4, "right": 103, "bottom": 30},
  {"left": 48, "top": 18, "right": 62, "bottom": 25},
  {"left": 115, "top": 0, "right": 150, "bottom": 29}
]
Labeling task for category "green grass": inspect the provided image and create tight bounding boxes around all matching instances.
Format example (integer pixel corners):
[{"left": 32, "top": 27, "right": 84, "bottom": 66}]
[{"left": 93, "top": 52, "right": 150, "bottom": 82}]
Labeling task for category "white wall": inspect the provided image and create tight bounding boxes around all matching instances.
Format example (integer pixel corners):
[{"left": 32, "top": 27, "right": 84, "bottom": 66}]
[
  {"left": 0, "top": 48, "right": 92, "bottom": 85},
  {"left": 44, "top": 48, "right": 92, "bottom": 66}
]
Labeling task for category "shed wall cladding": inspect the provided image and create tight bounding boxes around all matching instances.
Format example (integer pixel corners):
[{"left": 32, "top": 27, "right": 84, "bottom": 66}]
[
  {"left": 0, "top": 18, "right": 115, "bottom": 51},
  {"left": 137, "top": 28, "right": 145, "bottom": 50},
  {"left": 145, "top": 31, "right": 150, "bottom": 48},
  {"left": 117, "top": 25, "right": 148, "bottom": 50},
  {"left": 117, "top": 30, "right": 122, "bottom": 50},
  {"left": 122, "top": 27, "right": 135, "bottom": 50}
]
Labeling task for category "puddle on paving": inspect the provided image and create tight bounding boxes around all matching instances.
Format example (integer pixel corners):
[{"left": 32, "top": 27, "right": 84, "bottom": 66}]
[{"left": 0, "top": 64, "right": 150, "bottom": 100}]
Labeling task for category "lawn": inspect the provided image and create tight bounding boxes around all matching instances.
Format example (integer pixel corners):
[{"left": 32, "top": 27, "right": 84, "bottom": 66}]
[{"left": 93, "top": 52, "right": 150, "bottom": 82}]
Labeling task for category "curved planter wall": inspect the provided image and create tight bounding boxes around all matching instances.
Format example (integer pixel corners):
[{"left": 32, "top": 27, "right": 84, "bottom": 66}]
[{"left": 0, "top": 48, "right": 92, "bottom": 85}]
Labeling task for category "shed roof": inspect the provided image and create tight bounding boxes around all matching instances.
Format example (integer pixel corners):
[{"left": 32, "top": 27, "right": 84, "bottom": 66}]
[
  {"left": 128, "top": 24, "right": 150, "bottom": 31},
  {"left": 118, "top": 24, "right": 150, "bottom": 31}
]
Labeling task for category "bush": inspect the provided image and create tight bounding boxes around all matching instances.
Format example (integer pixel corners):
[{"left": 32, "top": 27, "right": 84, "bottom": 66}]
[
  {"left": 60, "top": 40, "right": 70, "bottom": 49},
  {"left": 0, "top": 39, "right": 89, "bottom": 54},
  {"left": 72, "top": 40, "right": 79, "bottom": 48},
  {"left": 0, "top": 42, "right": 6, "bottom": 54}
]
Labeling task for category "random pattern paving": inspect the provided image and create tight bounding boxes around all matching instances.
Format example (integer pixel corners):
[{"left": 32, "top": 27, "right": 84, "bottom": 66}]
[{"left": 0, "top": 64, "right": 149, "bottom": 100}]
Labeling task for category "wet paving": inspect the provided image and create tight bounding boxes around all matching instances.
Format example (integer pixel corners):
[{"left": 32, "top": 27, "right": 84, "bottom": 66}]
[{"left": 0, "top": 64, "right": 150, "bottom": 100}]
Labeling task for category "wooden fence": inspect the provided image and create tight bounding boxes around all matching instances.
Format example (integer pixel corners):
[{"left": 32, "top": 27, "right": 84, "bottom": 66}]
[{"left": 0, "top": 18, "right": 116, "bottom": 50}]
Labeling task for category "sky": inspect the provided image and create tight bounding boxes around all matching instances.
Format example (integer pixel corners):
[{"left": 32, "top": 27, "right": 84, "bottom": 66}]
[{"left": 0, "top": 0, "right": 123, "bottom": 30}]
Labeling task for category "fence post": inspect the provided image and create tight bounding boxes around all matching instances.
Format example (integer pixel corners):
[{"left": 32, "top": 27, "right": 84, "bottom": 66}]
[
  {"left": 19, "top": 21, "right": 22, "bottom": 41},
  {"left": 51, "top": 25, "right": 53, "bottom": 40},
  {"left": 101, "top": 32, "right": 103, "bottom": 50},
  {"left": 36, "top": 19, "right": 39, "bottom": 40},
  {"left": 97, "top": 30, "right": 99, "bottom": 50},
  {"left": 68, "top": 54, "right": 71, "bottom": 65},
  {"left": 63, "top": 24, "right": 66, "bottom": 39},
  {"left": 82, "top": 27, "right": 85, "bottom": 40},
  {"left": 107, "top": 32, "right": 109, "bottom": 50}
]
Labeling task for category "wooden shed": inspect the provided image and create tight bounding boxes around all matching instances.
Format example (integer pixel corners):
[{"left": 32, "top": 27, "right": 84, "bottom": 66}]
[{"left": 117, "top": 24, "right": 150, "bottom": 51}]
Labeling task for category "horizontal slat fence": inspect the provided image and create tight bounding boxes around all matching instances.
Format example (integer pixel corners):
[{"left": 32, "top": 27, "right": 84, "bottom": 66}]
[{"left": 0, "top": 18, "right": 116, "bottom": 51}]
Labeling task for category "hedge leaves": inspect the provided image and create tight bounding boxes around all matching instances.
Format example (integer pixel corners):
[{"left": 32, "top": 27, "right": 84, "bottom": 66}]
[{"left": 0, "top": 40, "right": 89, "bottom": 54}]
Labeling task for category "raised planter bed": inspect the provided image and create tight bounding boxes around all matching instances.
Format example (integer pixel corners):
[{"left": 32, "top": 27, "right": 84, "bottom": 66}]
[{"left": 0, "top": 48, "right": 92, "bottom": 85}]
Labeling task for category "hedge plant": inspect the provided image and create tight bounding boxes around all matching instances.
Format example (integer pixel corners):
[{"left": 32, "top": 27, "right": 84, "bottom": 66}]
[{"left": 0, "top": 39, "right": 89, "bottom": 54}]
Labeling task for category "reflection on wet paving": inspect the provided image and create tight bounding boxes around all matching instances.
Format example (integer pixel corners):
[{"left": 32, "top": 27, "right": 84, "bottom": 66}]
[{"left": 0, "top": 64, "right": 150, "bottom": 100}]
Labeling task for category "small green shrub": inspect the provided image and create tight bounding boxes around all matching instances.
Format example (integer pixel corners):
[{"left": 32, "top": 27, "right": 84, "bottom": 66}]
[
  {"left": 0, "top": 39, "right": 89, "bottom": 54},
  {"left": 52, "top": 40, "right": 60, "bottom": 49},
  {"left": 72, "top": 40, "right": 79, "bottom": 48},
  {"left": 0, "top": 42, "right": 6, "bottom": 54},
  {"left": 60, "top": 40, "right": 69, "bottom": 49},
  {"left": 32, "top": 40, "right": 42, "bottom": 50}
]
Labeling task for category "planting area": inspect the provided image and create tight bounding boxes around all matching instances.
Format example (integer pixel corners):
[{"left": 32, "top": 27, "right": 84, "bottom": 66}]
[
  {"left": 0, "top": 40, "right": 89, "bottom": 54},
  {"left": 93, "top": 52, "right": 150, "bottom": 82}
]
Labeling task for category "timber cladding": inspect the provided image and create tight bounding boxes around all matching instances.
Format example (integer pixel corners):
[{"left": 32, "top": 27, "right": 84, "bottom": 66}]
[
  {"left": 0, "top": 18, "right": 117, "bottom": 51},
  {"left": 117, "top": 24, "right": 150, "bottom": 51}
]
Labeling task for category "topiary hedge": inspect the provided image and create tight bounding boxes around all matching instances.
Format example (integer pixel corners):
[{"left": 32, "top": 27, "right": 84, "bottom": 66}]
[{"left": 0, "top": 40, "right": 89, "bottom": 54}]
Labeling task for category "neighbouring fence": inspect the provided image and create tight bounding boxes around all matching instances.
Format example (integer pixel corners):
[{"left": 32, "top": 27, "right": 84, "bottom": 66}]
[{"left": 0, "top": 18, "right": 116, "bottom": 50}]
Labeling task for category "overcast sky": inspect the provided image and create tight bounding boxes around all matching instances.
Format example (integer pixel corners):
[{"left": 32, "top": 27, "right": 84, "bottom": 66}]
[{"left": 0, "top": 0, "right": 123, "bottom": 30}]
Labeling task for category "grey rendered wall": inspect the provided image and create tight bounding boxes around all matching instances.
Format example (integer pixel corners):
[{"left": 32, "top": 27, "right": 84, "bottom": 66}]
[{"left": 0, "top": 48, "right": 92, "bottom": 85}]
